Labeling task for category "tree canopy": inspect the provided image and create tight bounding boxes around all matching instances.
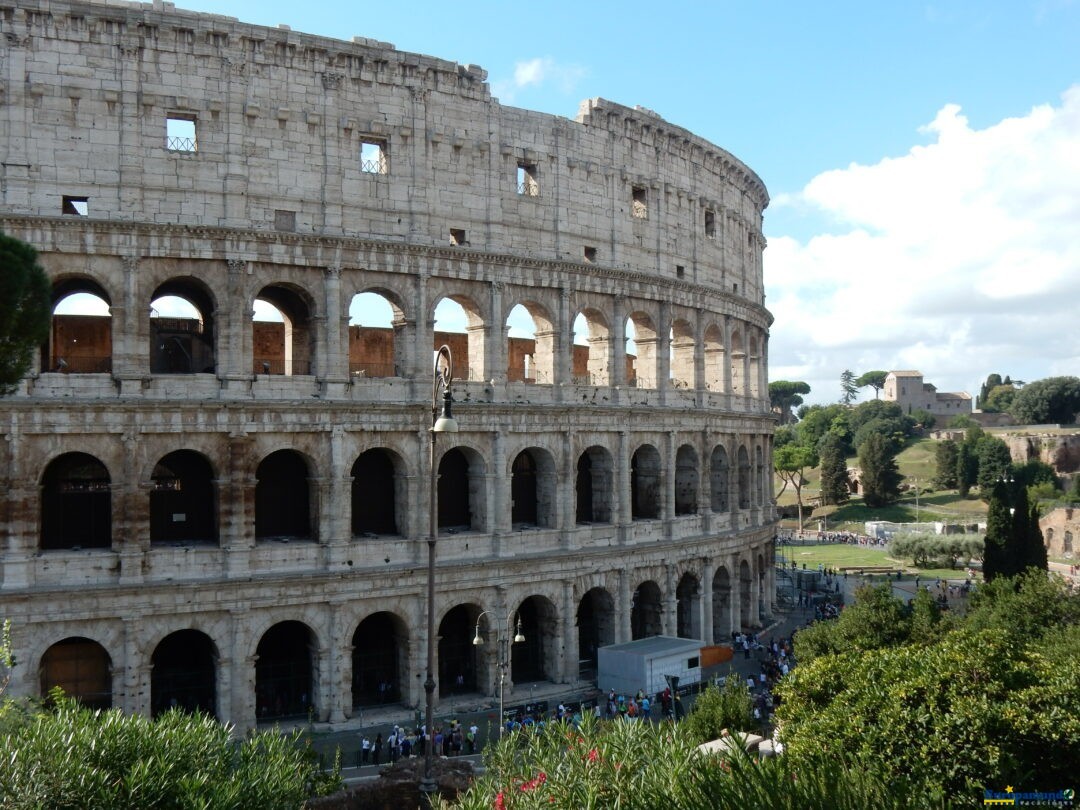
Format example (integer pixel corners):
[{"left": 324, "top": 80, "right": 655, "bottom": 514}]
[
  {"left": 1008, "top": 376, "right": 1080, "bottom": 424},
  {"left": 0, "top": 233, "right": 52, "bottom": 395},
  {"left": 855, "top": 370, "right": 888, "bottom": 398},
  {"left": 768, "top": 380, "right": 811, "bottom": 425},
  {"left": 857, "top": 432, "right": 902, "bottom": 507},
  {"left": 840, "top": 369, "right": 858, "bottom": 405}
]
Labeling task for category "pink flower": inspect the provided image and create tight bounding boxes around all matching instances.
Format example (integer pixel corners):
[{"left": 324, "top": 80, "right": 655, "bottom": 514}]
[
  {"left": 587, "top": 748, "right": 600, "bottom": 763},
  {"left": 494, "top": 790, "right": 506, "bottom": 810}
]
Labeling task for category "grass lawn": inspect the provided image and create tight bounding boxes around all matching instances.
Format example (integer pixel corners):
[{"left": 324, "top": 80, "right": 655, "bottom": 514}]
[{"left": 780, "top": 543, "right": 979, "bottom": 581}]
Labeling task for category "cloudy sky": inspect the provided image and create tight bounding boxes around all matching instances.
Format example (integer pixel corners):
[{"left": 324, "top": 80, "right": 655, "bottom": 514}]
[{"left": 168, "top": 0, "right": 1079, "bottom": 404}]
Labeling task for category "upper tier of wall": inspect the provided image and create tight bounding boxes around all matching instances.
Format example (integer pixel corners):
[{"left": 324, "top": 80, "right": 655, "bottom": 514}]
[{"left": 0, "top": 0, "right": 769, "bottom": 304}]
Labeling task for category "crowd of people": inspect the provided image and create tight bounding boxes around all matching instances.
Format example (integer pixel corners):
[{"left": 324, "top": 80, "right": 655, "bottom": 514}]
[{"left": 358, "top": 718, "right": 480, "bottom": 767}]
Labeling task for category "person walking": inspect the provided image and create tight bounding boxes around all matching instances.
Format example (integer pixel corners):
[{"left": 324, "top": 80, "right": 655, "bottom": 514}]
[{"left": 372, "top": 732, "right": 382, "bottom": 765}]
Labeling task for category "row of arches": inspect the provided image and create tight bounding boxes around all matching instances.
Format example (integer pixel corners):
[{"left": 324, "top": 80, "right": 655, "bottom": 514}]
[
  {"left": 36, "top": 559, "right": 766, "bottom": 723},
  {"left": 44, "top": 273, "right": 767, "bottom": 394},
  {"left": 36, "top": 438, "right": 769, "bottom": 549}
]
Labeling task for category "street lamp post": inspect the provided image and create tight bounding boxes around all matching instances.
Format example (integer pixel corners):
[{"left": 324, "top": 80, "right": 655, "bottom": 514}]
[
  {"left": 472, "top": 610, "right": 525, "bottom": 738},
  {"left": 420, "top": 346, "right": 458, "bottom": 802}
]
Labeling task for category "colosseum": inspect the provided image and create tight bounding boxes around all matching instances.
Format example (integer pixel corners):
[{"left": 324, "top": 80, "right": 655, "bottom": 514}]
[{"left": 0, "top": 0, "right": 776, "bottom": 731}]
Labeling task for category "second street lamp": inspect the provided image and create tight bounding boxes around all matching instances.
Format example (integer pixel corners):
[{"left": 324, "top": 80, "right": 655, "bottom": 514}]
[{"left": 472, "top": 610, "right": 524, "bottom": 738}]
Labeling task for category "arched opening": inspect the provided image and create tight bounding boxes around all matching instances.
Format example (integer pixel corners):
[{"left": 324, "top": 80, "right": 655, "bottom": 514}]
[
  {"left": 573, "top": 309, "right": 610, "bottom": 386},
  {"left": 150, "top": 450, "right": 217, "bottom": 545},
  {"left": 40, "top": 452, "right": 111, "bottom": 550},
  {"left": 1064, "top": 530, "right": 1073, "bottom": 555},
  {"left": 674, "top": 445, "right": 699, "bottom": 515},
  {"left": 576, "top": 587, "right": 615, "bottom": 680},
  {"left": 669, "top": 318, "right": 694, "bottom": 389},
  {"left": 625, "top": 313, "right": 657, "bottom": 389},
  {"left": 631, "top": 580, "right": 663, "bottom": 640},
  {"left": 755, "top": 445, "right": 766, "bottom": 507},
  {"left": 150, "top": 279, "right": 216, "bottom": 374},
  {"left": 255, "top": 621, "right": 314, "bottom": 721},
  {"left": 253, "top": 284, "right": 314, "bottom": 376},
  {"left": 576, "top": 446, "right": 613, "bottom": 524},
  {"left": 676, "top": 573, "right": 701, "bottom": 639},
  {"left": 151, "top": 629, "right": 217, "bottom": 718},
  {"left": 739, "top": 560, "right": 753, "bottom": 629},
  {"left": 631, "top": 445, "right": 661, "bottom": 520},
  {"left": 506, "top": 302, "right": 554, "bottom": 385},
  {"left": 703, "top": 323, "right": 725, "bottom": 392},
  {"left": 438, "top": 604, "right": 481, "bottom": 696},
  {"left": 710, "top": 446, "right": 730, "bottom": 513},
  {"left": 44, "top": 281, "right": 112, "bottom": 373},
  {"left": 729, "top": 328, "right": 745, "bottom": 395},
  {"left": 438, "top": 448, "right": 470, "bottom": 530},
  {"left": 348, "top": 290, "right": 405, "bottom": 378},
  {"left": 255, "top": 450, "right": 311, "bottom": 540},
  {"left": 40, "top": 637, "right": 112, "bottom": 709},
  {"left": 434, "top": 296, "right": 484, "bottom": 382},
  {"left": 737, "top": 446, "right": 751, "bottom": 510},
  {"left": 351, "top": 449, "right": 400, "bottom": 536},
  {"left": 352, "top": 612, "right": 408, "bottom": 708},
  {"left": 511, "top": 448, "right": 556, "bottom": 528},
  {"left": 748, "top": 333, "right": 762, "bottom": 398},
  {"left": 712, "top": 567, "right": 732, "bottom": 642},
  {"left": 511, "top": 596, "right": 558, "bottom": 684}
]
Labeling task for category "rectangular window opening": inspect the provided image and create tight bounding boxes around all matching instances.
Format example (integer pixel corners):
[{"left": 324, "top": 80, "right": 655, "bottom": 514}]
[
  {"left": 704, "top": 209, "right": 715, "bottom": 238},
  {"left": 517, "top": 162, "right": 539, "bottom": 196},
  {"left": 166, "top": 115, "right": 198, "bottom": 152},
  {"left": 583, "top": 246, "right": 597, "bottom": 263},
  {"left": 360, "top": 139, "right": 388, "bottom": 174},
  {"left": 676, "top": 265, "right": 685, "bottom": 278},
  {"left": 450, "top": 228, "right": 468, "bottom": 246},
  {"left": 733, "top": 283, "right": 738, "bottom": 293},
  {"left": 631, "top": 185, "right": 648, "bottom": 219},
  {"left": 688, "top": 656, "right": 700, "bottom": 668},
  {"left": 62, "top": 195, "right": 88, "bottom": 216},
  {"left": 274, "top": 210, "right": 296, "bottom": 232}
]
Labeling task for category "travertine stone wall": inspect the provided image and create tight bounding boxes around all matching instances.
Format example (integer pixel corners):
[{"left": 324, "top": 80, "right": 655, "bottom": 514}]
[{"left": 0, "top": 0, "right": 776, "bottom": 732}]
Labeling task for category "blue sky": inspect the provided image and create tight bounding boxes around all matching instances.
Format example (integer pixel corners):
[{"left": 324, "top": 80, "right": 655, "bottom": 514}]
[{"left": 162, "top": 0, "right": 1080, "bottom": 404}]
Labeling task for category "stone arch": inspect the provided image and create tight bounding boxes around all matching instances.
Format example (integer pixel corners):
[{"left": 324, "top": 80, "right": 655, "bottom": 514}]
[
  {"left": 438, "top": 603, "right": 483, "bottom": 696},
  {"left": 437, "top": 445, "right": 488, "bottom": 532},
  {"left": 631, "top": 580, "right": 663, "bottom": 640},
  {"left": 669, "top": 317, "right": 695, "bottom": 389},
  {"left": 511, "top": 595, "right": 559, "bottom": 684},
  {"left": 506, "top": 299, "right": 556, "bottom": 385},
  {"left": 510, "top": 447, "right": 557, "bottom": 528},
  {"left": 150, "top": 277, "right": 217, "bottom": 374},
  {"left": 712, "top": 566, "right": 732, "bottom": 642},
  {"left": 675, "top": 444, "right": 699, "bottom": 515},
  {"left": 44, "top": 276, "right": 114, "bottom": 373},
  {"left": 151, "top": 629, "right": 218, "bottom": 718},
  {"left": 755, "top": 444, "right": 765, "bottom": 507},
  {"left": 348, "top": 288, "right": 407, "bottom": 378},
  {"left": 253, "top": 282, "right": 316, "bottom": 376},
  {"left": 737, "top": 445, "right": 751, "bottom": 510},
  {"left": 255, "top": 449, "right": 313, "bottom": 540},
  {"left": 351, "top": 448, "right": 406, "bottom": 536},
  {"left": 625, "top": 310, "right": 658, "bottom": 389},
  {"left": 710, "top": 445, "right": 730, "bottom": 513},
  {"left": 255, "top": 620, "right": 317, "bottom": 721},
  {"left": 703, "top": 322, "right": 725, "bottom": 392},
  {"left": 631, "top": 444, "right": 662, "bottom": 519},
  {"left": 351, "top": 611, "right": 409, "bottom": 708},
  {"left": 729, "top": 327, "right": 745, "bottom": 395},
  {"left": 573, "top": 307, "right": 611, "bottom": 385},
  {"left": 576, "top": 587, "right": 615, "bottom": 680},
  {"left": 748, "top": 331, "right": 762, "bottom": 398},
  {"left": 150, "top": 450, "right": 218, "bottom": 545},
  {"left": 676, "top": 572, "right": 701, "bottom": 639},
  {"left": 576, "top": 445, "right": 614, "bottom": 524},
  {"left": 432, "top": 293, "right": 486, "bottom": 382},
  {"left": 40, "top": 452, "right": 112, "bottom": 550},
  {"left": 739, "top": 559, "right": 753, "bottom": 629},
  {"left": 1065, "top": 530, "right": 1073, "bottom": 555},
  {"left": 40, "top": 636, "right": 112, "bottom": 709}
]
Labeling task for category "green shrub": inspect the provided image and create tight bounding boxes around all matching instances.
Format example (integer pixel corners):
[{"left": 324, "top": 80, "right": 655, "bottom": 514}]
[{"left": 680, "top": 678, "right": 755, "bottom": 744}]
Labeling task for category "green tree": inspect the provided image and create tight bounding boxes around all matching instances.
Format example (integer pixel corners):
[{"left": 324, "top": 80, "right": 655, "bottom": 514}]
[
  {"left": 774, "top": 443, "right": 818, "bottom": 530},
  {"left": 0, "top": 233, "right": 52, "bottom": 396},
  {"left": 840, "top": 369, "right": 858, "bottom": 405},
  {"left": 983, "top": 384, "right": 1017, "bottom": 413},
  {"left": 817, "top": 433, "right": 850, "bottom": 507},
  {"left": 855, "top": 370, "right": 888, "bottom": 399},
  {"left": 1009, "top": 375, "right": 1080, "bottom": 424},
  {"left": 793, "top": 584, "right": 911, "bottom": 664},
  {"left": 799, "top": 403, "right": 851, "bottom": 454},
  {"left": 768, "top": 380, "right": 811, "bottom": 425},
  {"left": 933, "top": 439, "right": 959, "bottom": 489},
  {"left": 955, "top": 425, "right": 984, "bottom": 497},
  {"left": 680, "top": 678, "right": 755, "bottom": 743},
  {"left": 982, "top": 478, "right": 1014, "bottom": 581},
  {"left": 857, "top": 432, "right": 902, "bottom": 507},
  {"left": 974, "top": 436, "right": 1013, "bottom": 494},
  {"left": 976, "top": 372, "right": 1003, "bottom": 409}
]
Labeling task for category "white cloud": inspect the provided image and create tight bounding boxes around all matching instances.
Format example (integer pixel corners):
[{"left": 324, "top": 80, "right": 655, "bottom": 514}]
[
  {"left": 491, "top": 57, "right": 586, "bottom": 103},
  {"left": 766, "top": 85, "right": 1080, "bottom": 406}
]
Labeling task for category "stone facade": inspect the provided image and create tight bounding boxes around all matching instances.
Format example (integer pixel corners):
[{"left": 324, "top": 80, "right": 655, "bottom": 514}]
[
  {"left": 0, "top": 0, "right": 776, "bottom": 731},
  {"left": 884, "top": 371, "right": 972, "bottom": 419},
  {"left": 1039, "top": 507, "right": 1078, "bottom": 558}
]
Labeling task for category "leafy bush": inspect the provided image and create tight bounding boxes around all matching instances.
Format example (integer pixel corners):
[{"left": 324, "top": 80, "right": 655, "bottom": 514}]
[
  {"left": 0, "top": 698, "right": 340, "bottom": 809},
  {"left": 680, "top": 678, "right": 755, "bottom": 744}
]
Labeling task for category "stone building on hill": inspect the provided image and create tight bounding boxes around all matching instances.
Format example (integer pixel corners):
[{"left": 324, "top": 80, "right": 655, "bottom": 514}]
[
  {"left": 883, "top": 371, "right": 972, "bottom": 419},
  {"left": 0, "top": 0, "right": 776, "bottom": 731}
]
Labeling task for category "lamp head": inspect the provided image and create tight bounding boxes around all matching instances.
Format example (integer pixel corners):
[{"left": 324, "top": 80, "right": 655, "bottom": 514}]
[
  {"left": 472, "top": 629, "right": 484, "bottom": 646},
  {"left": 513, "top": 617, "right": 525, "bottom": 644},
  {"left": 433, "top": 388, "right": 459, "bottom": 433}
]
